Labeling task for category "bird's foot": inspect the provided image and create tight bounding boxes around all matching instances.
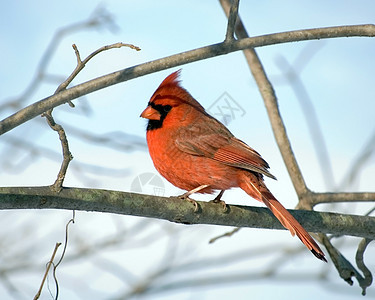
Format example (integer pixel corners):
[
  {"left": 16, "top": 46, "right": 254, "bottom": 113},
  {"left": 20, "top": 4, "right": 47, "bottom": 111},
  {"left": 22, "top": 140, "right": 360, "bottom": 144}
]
[
  {"left": 178, "top": 184, "right": 209, "bottom": 213},
  {"left": 178, "top": 194, "right": 199, "bottom": 212},
  {"left": 210, "top": 198, "right": 227, "bottom": 212},
  {"left": 209, "top": 190, "right": 227, "bottom": 212}
]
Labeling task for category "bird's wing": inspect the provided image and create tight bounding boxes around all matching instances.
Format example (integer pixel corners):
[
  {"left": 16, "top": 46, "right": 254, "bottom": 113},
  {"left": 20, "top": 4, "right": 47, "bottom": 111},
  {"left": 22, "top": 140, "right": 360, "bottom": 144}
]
[{"left": 175, "top": 116, "right": 276, "bottom": 179}]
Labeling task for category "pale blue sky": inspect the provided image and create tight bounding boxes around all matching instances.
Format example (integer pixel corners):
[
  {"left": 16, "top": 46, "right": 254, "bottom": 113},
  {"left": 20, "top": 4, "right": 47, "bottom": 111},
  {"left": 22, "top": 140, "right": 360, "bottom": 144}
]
[{"left": 0, "top": 1, "right": 374, "bottom": 299}]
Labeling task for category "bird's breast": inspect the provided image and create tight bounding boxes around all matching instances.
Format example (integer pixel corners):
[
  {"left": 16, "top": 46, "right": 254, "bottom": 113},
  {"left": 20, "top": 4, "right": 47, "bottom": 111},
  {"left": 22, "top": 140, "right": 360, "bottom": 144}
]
[{"left": 146, "top": 128, "right": 238, "bottom": 193}]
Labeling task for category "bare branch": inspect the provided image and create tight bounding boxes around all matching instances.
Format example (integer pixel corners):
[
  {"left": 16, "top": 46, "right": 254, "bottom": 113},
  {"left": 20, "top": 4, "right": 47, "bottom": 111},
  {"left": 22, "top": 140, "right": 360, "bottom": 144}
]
[
  {"left": 320, "top": 234, "right": 358, "bottom": 285},
  {"left": 43, "top": 110, "right": 73, "bottom": 192},
  {"left": 58, "top": 42, "right": 140, "bottom": 93},
  {"left": 1, "top": 24, "right": 374, "bottom": 136},
  {"left": 0, "top": 186, "right": 374, "bottom": 239},
  {"left": 224, "top": 0, "right": 239, "bottom": 42},
  {"left": 310, "top": 191, "right": 375, "bottom": 206},
  {"left": 33, "top": 243, "right": 61, "bottom": 300},
  {"left": 320, "top": 235, "right": 373, "bottom": 295}
]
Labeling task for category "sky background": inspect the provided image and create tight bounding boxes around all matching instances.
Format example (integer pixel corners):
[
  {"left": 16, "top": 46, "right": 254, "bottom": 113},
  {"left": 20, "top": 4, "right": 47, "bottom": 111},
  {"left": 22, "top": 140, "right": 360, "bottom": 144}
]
[{"left": 0, "top": 1, "right": 374, "bottom": 299}]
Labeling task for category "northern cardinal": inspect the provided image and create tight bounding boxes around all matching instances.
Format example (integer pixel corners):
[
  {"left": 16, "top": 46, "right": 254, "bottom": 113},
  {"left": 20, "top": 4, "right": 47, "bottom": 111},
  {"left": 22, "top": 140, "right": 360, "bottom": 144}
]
[{"left": 140, "top": 70, "right": 326, "bottom": 262}]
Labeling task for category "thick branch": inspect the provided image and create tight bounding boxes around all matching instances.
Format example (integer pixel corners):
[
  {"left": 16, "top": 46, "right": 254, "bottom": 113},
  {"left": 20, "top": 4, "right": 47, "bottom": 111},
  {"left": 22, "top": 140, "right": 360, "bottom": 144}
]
[
  {"left": 0, "top": 186, "right": 374, "bottom": 239},
  {"left": 1, "top": 24, "right": 374, "bottom": 135}
]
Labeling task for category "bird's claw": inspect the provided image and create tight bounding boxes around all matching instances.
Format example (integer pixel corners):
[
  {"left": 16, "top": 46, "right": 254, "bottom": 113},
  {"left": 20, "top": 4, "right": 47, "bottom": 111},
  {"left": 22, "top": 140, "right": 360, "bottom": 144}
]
[
  {"left": 178, "top": 185, "right": 209, "bottom": 213},
  {"left": 178, "top": 194, "right": 199, "bottom": 213},
  {"left": 186, "top": 197, "right": 199, "bottom": 213},
  {"left": 210, "top": 198, "right": 227, "bottom": 212},
  {"left": 210, "top": 190, "right": 227, "bottom": 212}
]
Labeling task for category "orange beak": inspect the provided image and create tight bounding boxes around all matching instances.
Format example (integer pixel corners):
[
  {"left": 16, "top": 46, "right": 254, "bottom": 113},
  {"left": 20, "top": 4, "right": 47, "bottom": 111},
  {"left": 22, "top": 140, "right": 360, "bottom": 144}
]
[{"left": 140, "top": 106, "right": 161, "bottom": 120}]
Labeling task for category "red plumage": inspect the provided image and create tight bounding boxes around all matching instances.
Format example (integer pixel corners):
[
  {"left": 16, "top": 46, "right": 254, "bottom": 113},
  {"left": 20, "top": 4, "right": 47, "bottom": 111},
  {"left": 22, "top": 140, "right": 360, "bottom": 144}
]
[{"left": 141, "top": 70, "right": 326, "bottom": 262}]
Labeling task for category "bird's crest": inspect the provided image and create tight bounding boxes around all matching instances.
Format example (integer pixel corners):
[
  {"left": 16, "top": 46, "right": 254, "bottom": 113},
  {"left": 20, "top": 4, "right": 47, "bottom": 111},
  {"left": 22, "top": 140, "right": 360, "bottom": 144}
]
[
  {"left": 150, "top": 69, "right": 206, "bottom": 114},
  {"left": 157, "top": 69, "right": 182, "bottom": 90}
]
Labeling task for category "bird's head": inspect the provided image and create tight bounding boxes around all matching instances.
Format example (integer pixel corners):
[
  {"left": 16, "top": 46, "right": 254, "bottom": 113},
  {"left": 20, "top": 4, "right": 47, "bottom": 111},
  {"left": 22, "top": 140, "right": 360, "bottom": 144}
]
[{"left": 140, "top": 70, "right": 206, "bottom": 130}]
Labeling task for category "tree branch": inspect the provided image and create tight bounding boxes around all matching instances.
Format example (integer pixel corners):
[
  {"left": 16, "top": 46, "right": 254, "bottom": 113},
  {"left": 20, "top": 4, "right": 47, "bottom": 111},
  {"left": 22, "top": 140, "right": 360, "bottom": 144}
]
[
  {"left": 1, "top": 24, "right": 374, "bottom": 135},
  {"left": 0, "top": 186, "right": 374, "bottom": 240},
  {"left": 309, "top": 191, "right": 375, "bottom": 207},
  {"left": 224, "top": 0, "right": 239, "bottom": 42},
  {"left": 219, "top": 0, "right": 309, "bottom": 196},
  {"left": 42, "top": 110, "right": 73, "bottom": 192},
  {"left": 33, "top": 242, "right": 61, "bottom": 300}
]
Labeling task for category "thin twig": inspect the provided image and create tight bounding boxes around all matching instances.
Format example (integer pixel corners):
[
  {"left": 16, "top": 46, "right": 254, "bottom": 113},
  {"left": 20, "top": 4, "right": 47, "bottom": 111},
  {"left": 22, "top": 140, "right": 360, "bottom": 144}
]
[
  {"left": 43, "top": 110, "right": 73, "bottom": 192},
  {"left": 57, "top": 42, "right": 140, "bottom": 94},
  {"left": 33, "top": 243, "right": 62, "bottom": 300},
  {"left": 209, "top": 227, "right": 241, "bottom": 243}
]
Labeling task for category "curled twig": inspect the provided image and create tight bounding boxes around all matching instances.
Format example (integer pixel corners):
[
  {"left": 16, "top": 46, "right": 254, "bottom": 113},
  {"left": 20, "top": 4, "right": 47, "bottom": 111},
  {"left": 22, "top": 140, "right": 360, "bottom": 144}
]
[
  {"left": 52, "top": 211, "right": 76, "bottom": 300},
  {"left": 320, "top": 234, "right": 373, "bottom": 294},
  {"left": 33, "top": 211, "right": 75, "bottom": 300},
  {"left": 355, "top": 238, "right": 373, "bottom": 295}
]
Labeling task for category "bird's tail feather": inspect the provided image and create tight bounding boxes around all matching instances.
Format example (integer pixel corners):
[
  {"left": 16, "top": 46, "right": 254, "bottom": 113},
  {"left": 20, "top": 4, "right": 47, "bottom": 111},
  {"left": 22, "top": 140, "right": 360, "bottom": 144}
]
[{"left": 238, "top": 172, "right": 326, "bottom": 262}]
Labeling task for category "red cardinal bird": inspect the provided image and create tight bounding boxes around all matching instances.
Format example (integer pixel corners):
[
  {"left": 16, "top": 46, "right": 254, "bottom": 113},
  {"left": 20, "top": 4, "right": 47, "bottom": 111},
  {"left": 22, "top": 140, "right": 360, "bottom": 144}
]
[{"left": 140, "top": 70, "right": 326, "bottom": 262}]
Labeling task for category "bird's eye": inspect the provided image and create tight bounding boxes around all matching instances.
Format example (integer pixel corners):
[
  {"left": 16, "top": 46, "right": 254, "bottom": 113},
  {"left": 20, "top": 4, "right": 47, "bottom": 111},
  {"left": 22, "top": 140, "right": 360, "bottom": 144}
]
[{"left": 163, "top": 105, "right": 172, "bottom": 112}]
